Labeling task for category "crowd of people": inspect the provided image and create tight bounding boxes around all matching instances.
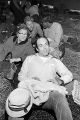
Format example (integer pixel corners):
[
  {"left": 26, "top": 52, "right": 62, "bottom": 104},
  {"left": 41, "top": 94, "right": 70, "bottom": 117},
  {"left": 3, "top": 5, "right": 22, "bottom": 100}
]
[{"left": 0, "top": 0, "right": 75, "bottom": 120}]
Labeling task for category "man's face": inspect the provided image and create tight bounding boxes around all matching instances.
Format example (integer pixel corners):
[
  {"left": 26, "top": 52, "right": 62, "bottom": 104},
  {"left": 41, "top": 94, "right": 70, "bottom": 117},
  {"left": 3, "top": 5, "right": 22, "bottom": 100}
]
[
  {"left": 37, "top": 38, "right": 50, "bottom": 57},
  {"left": 26, "top": 21, "right": 33, "bottom": 31},
  {"left": 42, "top": 22, "right": 48, "bottom": 29},
  {"left": 17, "top": 29, "right": 28, "bottom": 42}
]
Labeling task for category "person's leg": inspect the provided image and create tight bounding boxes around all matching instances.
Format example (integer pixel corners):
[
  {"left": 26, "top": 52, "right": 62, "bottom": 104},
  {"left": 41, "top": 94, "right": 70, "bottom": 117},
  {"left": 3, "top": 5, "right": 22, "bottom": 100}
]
[
  {"left": 42, "top": 91, "right": 73, "bottom": 120},
  {"left": 8, "top": 116, "right": 24, "bottom": 120}
]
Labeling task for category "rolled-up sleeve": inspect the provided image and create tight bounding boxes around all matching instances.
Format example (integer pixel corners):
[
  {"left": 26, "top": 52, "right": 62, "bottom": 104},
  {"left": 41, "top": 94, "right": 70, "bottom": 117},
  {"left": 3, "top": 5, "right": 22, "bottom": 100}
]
[{"left": 55, "top": 59, "right": 73, "bottom": 83}]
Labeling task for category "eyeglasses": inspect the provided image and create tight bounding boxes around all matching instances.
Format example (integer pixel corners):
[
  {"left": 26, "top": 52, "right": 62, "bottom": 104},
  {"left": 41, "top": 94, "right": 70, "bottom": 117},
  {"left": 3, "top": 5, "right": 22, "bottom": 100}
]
[{"left": 18, "top": 32, "right": 27, "bottom": 36}]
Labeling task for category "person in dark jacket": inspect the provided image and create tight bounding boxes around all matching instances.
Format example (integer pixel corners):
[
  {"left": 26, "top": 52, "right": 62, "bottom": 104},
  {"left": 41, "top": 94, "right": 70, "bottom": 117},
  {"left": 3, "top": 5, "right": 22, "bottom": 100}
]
[{"left": 0, "top": 26, "right": 35, "bottom": 62}]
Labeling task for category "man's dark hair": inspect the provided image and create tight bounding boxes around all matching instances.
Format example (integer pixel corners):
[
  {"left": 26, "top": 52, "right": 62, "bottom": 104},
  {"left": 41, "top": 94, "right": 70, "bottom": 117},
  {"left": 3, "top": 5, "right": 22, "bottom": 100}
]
[{"left": 42, "top": 16, "right": 53, "bottom": 23}]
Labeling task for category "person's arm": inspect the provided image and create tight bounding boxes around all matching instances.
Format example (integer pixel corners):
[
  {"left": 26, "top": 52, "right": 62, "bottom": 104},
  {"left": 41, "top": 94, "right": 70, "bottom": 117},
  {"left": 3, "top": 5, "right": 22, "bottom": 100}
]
[
  {"left": 55, "top": 59, "right": 73, "bottom": 84},
  {"left": 54, "top": 23, "right": 63, "bottom": 47},
  {"left": 18, "top": 56, "right": 32, "bottom": 81},
  {"left": 37, "top": 24, "right": 43, "bottom": 37}
]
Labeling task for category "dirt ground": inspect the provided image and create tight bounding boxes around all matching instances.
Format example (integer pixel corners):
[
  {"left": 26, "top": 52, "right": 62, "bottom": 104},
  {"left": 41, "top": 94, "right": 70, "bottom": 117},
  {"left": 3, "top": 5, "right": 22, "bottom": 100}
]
[{"left": 60, "top": 17, "right": 80, "bottom": 81}]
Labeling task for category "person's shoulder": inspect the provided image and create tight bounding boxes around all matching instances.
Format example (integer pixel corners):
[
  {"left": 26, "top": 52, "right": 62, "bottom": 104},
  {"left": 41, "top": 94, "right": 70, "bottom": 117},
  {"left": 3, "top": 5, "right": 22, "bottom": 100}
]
[
  {"left": 25, "top": 54, "right": 36, "bottom": 61},
  {"left": 51, "top": 22, "right": 63, "bottom": 32},
  {"left": 33, "top": 22, "right": 40, "bottom": 27},
  {"left": 0, "top": 43, "right": 4, "bottom": 50},
  {"left": 52, "top": 22, "right": 62, "bottom": 27},
  {"left": 50, "top": 55, "right": 62, "bottom": 63},
  {"left": 7, "top": 35, "right": 14, "bottom": 41},
  {"left": 52, "top": 22, "right": 61, "bottom": 25},
  {"left": 4, "top": 36, "right": 14, "bottom": 45}
]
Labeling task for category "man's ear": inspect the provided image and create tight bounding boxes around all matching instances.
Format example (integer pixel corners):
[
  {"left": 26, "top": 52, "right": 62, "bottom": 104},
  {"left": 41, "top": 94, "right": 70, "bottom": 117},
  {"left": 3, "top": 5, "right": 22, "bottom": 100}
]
[
  {"left": 36, "top": 47, "right": 38, "bottom": 51},
  {"left": 36, "top": 47, "right": 39, "bottom": 52},
  {"left": 35, "top": 47, "right": 39, "bottom": 53}
]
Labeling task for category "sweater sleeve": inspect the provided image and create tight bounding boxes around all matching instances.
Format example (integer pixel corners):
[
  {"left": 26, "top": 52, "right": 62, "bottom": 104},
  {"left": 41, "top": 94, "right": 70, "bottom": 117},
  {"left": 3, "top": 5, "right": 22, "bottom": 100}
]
[
  {"left": 37, "top": 24, "right": 43, "bottom": 37},
  {"left": 54, "top": 58, "right": 73, "bottom": 83},
  {"left": 53, "top": 23, "right": 63, "bottom": 47},
  {"left": 18, "top": 56, "right": 33, "bottom": 81}
]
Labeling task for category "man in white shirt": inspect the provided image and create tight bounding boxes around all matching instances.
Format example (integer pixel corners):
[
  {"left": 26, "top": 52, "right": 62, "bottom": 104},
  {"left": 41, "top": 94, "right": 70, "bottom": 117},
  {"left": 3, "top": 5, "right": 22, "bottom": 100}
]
[
  {"left": 42, "top": 16, "right": 64, "bottom": 59},
  {"left": 17, "top": 37, "right": 73, "bottom": 120}
]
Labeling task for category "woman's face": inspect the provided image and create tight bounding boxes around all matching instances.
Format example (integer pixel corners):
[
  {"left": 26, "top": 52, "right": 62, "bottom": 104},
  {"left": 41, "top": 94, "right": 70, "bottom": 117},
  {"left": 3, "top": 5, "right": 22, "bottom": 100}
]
[{"left": 17, "top": 29, "right": 28, "bottom": 42}]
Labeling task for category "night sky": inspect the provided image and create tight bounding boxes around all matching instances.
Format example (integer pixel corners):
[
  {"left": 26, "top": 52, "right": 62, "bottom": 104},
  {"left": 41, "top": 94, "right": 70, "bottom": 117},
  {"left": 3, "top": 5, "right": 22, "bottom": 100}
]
[
  {"left": 0, "top": 0, "right": 80, "bottom": 10},
  {"left": 41, "top": 0, "right": 80, "bottom": 10}
]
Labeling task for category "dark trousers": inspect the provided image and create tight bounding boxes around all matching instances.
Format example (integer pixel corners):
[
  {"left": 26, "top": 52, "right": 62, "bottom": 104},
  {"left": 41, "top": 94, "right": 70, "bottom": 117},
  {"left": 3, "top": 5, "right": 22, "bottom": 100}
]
[{"left": 42, "top": 91, "right": 73, "bottom": 120}]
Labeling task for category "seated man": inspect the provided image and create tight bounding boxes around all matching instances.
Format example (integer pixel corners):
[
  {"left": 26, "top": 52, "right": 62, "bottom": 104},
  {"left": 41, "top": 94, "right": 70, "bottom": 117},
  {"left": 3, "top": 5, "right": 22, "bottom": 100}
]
[
  {"left": 42, "top": 16, "right": 64, "bottom": 59},
  {"left": 8, "top": 37, "right": 73, "bottom": 120}
]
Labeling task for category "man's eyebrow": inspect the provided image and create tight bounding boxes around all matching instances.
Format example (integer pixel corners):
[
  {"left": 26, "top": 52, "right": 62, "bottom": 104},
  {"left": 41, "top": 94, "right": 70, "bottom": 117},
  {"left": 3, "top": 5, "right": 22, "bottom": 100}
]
[{"left": 38, "top": 42, "right": 48, "bottom": 45}]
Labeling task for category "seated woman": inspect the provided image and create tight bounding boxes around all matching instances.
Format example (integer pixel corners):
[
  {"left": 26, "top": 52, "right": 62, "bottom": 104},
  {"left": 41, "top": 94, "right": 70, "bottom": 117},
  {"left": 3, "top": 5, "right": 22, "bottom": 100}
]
[{"left": 0, "top": 25, "right": 35, "bottom": 62}]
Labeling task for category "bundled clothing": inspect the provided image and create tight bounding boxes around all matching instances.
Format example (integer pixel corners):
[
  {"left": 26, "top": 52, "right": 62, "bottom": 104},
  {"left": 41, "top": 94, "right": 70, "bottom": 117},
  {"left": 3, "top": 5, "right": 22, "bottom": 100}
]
[{"left": 18, "top": 78, "right": 68, "bottom": 106}]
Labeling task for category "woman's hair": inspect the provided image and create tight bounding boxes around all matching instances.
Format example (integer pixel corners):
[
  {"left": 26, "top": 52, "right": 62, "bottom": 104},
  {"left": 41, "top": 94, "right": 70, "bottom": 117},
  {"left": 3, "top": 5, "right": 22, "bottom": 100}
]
[
  {"left": 42, "top": 16, "right": 53, "bottom": 23},
  {"left": 16, "top": 25, "right": 27, "bottom": 34}
]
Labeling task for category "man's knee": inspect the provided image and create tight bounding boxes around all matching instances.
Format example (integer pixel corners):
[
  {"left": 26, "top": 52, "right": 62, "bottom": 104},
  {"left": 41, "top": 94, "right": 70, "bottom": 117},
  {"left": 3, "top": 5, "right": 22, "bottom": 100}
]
[{"left": 49, "top": 91, "right": 69, "bottom": 108}]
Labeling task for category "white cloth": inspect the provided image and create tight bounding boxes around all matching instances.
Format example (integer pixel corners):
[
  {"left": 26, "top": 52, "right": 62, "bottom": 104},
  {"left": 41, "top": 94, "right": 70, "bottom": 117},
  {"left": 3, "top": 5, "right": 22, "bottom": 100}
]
[
  {"left": 18, "top": 54, "right": 73, "bottom": 84},
  {"left": 18, "top": 79, "right": 68, "bottom": 106}
]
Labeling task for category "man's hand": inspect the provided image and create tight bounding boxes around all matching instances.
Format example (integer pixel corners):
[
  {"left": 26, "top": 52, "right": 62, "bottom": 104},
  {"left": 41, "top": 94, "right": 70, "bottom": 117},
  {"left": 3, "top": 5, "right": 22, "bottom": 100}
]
[
  {"left": 56, "top": 77, "right": 65, "bottom": 86},
  {"left": 10, "top": 58, "right": 21, "bottom": 63}
]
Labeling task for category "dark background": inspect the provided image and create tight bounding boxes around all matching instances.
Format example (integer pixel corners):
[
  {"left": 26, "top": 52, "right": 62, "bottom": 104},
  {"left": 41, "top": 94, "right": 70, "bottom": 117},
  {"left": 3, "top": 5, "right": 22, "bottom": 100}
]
[{"left": 0, "top": 0, "right": 80, "bottom": 10}]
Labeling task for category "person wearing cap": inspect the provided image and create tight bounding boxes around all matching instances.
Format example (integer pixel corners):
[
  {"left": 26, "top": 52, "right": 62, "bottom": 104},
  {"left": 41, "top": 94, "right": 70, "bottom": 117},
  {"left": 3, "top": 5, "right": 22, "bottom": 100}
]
[
  {"left": 6, "top": 88, "right": 33, "bottom": 120},
  {"left": 18, "top": 37, "right": 73, "bottom": 120},
  {"left": 24, "top": 16, "right": 43, "bottom": 47},
  {"left": 42, "top": 16, "right": 64, "bottom": 59}
]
